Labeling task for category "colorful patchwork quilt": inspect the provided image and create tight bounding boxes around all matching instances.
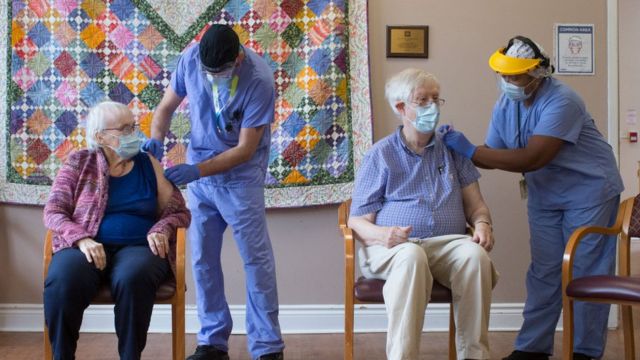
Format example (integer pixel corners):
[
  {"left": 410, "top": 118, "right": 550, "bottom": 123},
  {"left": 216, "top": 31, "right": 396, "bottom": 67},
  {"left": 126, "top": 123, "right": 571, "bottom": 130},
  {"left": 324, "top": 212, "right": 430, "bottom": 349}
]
[{"left": 0, "top": 0, "right": 372, "bottom": 207}]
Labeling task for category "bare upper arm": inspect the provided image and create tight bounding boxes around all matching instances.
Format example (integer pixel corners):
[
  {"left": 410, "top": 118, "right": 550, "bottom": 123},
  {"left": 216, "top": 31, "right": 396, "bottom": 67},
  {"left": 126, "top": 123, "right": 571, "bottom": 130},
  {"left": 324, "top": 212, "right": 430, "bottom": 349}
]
[
  {"left": 157, "top": 87, "right": 184, "bottom": 114},
  {"left": 148, "top": 155, "right": 174, "bottom": 214},
  {"left": 523, "top": 135, "right": 565, "bottom": 170},
  {"left": 237, "top": 125, "right": 266, "bottom": 159}
]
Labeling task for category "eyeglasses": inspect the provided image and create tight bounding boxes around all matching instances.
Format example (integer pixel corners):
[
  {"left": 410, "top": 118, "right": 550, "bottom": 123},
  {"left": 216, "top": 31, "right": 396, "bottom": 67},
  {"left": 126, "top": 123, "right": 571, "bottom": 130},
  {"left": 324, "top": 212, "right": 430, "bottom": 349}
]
[
  {"left": 102, "top": 123, "right": 139, "bottom": 135},
  {"left": 410, "top": 98, "right": 446, "bottom": 108}
]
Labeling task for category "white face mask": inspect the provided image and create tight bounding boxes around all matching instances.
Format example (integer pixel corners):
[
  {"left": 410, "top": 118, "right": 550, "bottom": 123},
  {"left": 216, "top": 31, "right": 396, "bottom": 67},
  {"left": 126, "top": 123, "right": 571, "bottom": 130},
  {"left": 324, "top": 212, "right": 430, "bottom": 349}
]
[
  {"left": 106, "top": 132, "right": 141, "bottom": 160},
  {"left": 408, "top": 103, "right": 440, "bottom": 133},
  {"left": 500, "top": 77, "right": 536, "bottom": 101}
]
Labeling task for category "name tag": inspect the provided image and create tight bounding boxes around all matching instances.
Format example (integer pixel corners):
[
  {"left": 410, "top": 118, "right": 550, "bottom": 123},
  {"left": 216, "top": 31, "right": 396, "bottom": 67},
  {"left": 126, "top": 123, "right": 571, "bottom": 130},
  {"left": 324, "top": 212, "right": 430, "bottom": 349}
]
[{"left": 519, "top": 177, "right": 528, "bottom": 200}]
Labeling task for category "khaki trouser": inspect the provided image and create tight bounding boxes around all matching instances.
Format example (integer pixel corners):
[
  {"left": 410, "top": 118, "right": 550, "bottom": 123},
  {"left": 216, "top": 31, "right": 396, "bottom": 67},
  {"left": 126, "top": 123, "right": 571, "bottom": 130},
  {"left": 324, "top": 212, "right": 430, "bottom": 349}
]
[{"left": 359, "top": 235, "right": 499, "bottom": 360}]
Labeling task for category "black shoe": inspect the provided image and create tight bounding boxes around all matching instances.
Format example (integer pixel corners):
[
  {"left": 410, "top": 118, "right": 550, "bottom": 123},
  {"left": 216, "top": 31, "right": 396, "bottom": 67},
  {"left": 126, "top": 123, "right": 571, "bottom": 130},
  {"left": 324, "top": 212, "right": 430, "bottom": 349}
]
[
  {"left": 573, "top": 353, "right": 594, "bottom": 360},
  {"left": 186, "top": 345, "right": 230, "bottom": 360},
  {"left": 502, "top": 350, "right": 549, "bottom": 360},
  {"left": 258, "top": 352, "right": 283, "bottom": 360}
]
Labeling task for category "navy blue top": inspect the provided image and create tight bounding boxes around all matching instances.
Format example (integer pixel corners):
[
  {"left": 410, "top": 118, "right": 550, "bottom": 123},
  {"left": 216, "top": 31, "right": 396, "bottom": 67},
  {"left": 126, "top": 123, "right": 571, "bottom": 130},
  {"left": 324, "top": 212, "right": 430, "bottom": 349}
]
[{"left": 96, "top": 152, "right": 158, "bottom": 245}]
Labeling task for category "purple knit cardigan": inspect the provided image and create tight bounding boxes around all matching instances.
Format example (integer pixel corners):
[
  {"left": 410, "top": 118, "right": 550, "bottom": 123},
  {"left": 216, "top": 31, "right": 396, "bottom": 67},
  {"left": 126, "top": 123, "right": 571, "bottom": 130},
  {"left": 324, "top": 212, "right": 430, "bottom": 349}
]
[{"left": 43, "top": 149, "right": 191, "bottom": 276}]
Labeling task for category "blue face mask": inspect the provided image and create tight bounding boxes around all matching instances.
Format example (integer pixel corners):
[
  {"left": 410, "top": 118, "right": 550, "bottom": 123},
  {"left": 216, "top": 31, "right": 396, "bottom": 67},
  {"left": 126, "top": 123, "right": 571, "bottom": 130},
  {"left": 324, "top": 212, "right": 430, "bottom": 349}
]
[
  {"left": 108, "top": 133, "right": 141, "bottom": 160},
  {"left": 500, "top": 77, "right": 534, "bottom": 101},
  {"left": 409, "top": 103, "right": 440, "bottom": 134}
]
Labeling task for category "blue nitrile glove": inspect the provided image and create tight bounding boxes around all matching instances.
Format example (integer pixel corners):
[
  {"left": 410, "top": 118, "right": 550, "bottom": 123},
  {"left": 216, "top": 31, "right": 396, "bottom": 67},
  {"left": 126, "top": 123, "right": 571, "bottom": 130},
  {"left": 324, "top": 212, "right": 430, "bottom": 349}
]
[
  {"left": 164, "top": 164, "right": 201, "bottom": 186},
  {"left": 141, "top": 138, "right": 164, "bottom": 160},
  {"left": 442, "top": 130, "right": 477, "bottom": 159}
]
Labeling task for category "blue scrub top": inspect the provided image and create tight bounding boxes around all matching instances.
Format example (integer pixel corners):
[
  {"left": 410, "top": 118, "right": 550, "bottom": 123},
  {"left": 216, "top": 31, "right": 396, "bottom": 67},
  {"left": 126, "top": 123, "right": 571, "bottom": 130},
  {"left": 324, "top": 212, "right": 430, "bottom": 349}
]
[
  {"left": 485, "top": 77, "right": 623, "bottom": 209},
  {"left": 170, "top": 45, "right": 275, "bottom": 187}
]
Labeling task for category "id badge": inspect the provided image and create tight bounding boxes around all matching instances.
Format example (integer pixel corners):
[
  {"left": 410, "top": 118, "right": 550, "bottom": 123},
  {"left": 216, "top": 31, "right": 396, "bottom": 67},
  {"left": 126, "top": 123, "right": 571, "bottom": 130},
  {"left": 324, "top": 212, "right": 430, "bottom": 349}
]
[{"left": 519, "top": 177, "right": 528, "bottom": 200}]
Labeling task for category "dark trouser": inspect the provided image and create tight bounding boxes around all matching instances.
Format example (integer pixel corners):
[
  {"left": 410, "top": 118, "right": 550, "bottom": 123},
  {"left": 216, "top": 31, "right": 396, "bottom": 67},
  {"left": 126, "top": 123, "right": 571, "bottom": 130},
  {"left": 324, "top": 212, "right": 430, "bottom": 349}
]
[{"left": 44, "top": 245, "right": 169, "bottom": 360}]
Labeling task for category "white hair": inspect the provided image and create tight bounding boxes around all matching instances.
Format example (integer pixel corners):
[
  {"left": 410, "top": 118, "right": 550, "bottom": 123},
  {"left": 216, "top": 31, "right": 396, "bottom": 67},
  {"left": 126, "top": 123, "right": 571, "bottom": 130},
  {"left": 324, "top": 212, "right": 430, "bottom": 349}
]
[
  {"left": 85, "top": 101, "right": 132, "bottom": 150},
  {"left": 385, "top": 68, "right": 440, "bottom": 116}
]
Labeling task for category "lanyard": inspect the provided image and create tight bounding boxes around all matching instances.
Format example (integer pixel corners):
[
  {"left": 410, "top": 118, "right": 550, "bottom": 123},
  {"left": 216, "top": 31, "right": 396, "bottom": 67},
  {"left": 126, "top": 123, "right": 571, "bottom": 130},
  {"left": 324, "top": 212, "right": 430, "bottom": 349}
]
[
  {"left": 516, "top": 103, "right": 530, "bottom": 198},
  {"left": 211, "top": 75, "right": 239, "bottom": 133},
  {"left": 515, "top": 103, "right": 532, "bottom": 149}
]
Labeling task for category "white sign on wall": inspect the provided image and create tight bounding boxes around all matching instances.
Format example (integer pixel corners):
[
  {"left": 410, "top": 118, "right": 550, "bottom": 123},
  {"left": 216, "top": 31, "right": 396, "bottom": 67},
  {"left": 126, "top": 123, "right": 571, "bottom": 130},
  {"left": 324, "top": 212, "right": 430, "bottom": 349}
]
[{"left": 554, "top": 24, "right": 595, "bottom": 75}]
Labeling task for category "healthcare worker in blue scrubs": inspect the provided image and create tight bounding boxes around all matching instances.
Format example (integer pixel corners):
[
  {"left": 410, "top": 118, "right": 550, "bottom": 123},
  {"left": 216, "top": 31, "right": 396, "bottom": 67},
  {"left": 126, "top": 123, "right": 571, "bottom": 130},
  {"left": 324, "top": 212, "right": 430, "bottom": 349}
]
[
  {"left": 143, "top": 24, "right": 284, "bottom": 360},
  {"left": 440, "top": 36, "right": 624, "bottom": 360}
]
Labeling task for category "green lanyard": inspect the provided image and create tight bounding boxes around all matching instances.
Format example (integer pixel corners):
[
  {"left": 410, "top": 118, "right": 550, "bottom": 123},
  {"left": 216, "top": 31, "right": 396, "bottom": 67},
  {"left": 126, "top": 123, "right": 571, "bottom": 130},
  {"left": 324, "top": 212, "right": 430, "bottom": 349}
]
[{"left": 212, "top": 75, "right": 239, "bottom": 118}]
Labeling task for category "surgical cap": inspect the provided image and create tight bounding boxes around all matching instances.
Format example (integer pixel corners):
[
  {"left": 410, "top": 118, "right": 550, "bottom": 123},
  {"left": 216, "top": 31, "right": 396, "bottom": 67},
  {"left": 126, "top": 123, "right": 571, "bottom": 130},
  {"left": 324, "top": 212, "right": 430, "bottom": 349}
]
[{"left": 506, "top": 38, "right": 553, "bottom": 78}]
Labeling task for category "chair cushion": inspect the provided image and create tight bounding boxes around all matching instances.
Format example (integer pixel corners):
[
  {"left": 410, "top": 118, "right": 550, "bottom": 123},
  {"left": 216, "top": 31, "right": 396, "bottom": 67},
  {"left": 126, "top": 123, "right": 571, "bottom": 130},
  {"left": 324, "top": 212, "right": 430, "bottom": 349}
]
[
  {"left": 354, "top": 277, "right": 452, "bottom": 303},
  {"left": 566, "top": 275, "right": 640, "bottom": 303},
  {"left": 630, "top": 194, "right": 640, "bottom": 238},
  {"left": 92, "top": 278, "right": 177, "bottom": 304}
]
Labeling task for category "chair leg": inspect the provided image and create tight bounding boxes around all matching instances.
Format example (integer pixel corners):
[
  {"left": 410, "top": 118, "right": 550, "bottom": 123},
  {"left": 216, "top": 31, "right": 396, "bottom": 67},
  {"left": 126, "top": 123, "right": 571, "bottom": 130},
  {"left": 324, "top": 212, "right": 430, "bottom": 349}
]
[
  {"left": 562, "top": 297, "right": 574, "bottom": 360},
  {"left": 44, "top": 323, "right": 52, "bottom": 360},
  {"left": 172, "top": 302, "right": 185, "bottom": 360},
  {"left": 448, "top": 302, "right": 456, "bottom": 360},
  {"left": 345, "top": 301, "right": 354, "bottom": 360},
  {"left": 621, "top": 304, "right": 635, "bottom": 360}
]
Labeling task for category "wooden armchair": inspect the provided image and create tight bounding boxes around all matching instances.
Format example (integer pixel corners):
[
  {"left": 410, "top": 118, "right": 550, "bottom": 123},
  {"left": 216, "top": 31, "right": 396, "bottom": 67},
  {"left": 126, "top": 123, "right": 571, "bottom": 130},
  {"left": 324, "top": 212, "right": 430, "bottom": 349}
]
[
  {"left": 562, "top": 196, "right": 640, "bottom": 360},
  {"left": 43, "top": 228, "right": 186, "bottom": 360},
  {"left": 338, "top": 199, "right": 456, "bottom": 360}
]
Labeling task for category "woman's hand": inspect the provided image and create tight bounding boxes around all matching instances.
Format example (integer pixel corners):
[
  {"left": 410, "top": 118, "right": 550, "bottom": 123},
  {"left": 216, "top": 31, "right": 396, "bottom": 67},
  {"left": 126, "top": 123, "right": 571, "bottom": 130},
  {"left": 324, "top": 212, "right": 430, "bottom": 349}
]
[
  {"left": 472, "top": 222, "right": 494, "bottom": 252},
  {"left": 147, "top": 232, "right": 169, "bottom": 258},
  {"left": 76, "top": 238, "right": 107, "bottom": 270}
]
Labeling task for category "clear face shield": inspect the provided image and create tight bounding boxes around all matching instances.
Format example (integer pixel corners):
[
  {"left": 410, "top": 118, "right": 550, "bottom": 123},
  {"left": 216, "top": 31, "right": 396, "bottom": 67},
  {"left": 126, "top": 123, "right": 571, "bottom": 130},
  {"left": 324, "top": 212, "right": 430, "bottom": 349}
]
[{"left": 202, "top": 61, "right": 236, "bottom": 83}]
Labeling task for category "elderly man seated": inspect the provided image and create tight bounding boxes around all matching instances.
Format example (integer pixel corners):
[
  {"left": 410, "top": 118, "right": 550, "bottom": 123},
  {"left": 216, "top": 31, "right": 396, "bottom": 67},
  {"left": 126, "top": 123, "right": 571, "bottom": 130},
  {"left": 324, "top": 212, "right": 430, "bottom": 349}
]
[{"left": 348, "top": 68, "right": 499, "bottom": 360}]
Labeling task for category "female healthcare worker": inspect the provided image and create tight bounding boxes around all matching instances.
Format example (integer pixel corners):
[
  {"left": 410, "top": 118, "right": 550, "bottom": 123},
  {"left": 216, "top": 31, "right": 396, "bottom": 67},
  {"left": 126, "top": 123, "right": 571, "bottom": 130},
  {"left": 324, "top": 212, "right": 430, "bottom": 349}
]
[{"left": 440, "top": 36, "right": 623, "bottom": 360}]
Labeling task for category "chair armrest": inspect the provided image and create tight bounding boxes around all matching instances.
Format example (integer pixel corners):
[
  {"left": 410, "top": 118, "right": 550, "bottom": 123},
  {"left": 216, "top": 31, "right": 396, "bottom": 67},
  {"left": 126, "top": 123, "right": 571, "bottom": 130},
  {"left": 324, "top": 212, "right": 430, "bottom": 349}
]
[
  {"left": 43, "top": 230, "right": 53, "bottom": 281},
  {"left": 338, "top": 200, "right": 356, "bottom": 301},
  {"left": 175, "top": 228, "right": 186, "bottom": 293},
  {"left": 562, "top": 198, "right": 630, "bottom": 292}
]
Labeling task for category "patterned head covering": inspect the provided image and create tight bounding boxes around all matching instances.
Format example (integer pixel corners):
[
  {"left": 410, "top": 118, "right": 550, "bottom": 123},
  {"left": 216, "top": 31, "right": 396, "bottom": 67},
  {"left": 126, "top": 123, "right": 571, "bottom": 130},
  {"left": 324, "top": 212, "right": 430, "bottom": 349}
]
[{"left": 505, "top": 38, "right": 553, "bottom": 78}]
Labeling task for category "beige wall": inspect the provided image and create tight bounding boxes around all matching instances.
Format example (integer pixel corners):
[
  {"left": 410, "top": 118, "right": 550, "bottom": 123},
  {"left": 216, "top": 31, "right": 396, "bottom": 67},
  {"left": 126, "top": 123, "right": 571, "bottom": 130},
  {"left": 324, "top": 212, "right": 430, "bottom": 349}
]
[
  {"left": 619, "top": 0, "right": 640, "bottom": 199},
  {"left": 0, "top": 0, "right": 610, "bottom": 306},
  {"left": 618, "top": 0, "right": 640, "bottom": 275}
]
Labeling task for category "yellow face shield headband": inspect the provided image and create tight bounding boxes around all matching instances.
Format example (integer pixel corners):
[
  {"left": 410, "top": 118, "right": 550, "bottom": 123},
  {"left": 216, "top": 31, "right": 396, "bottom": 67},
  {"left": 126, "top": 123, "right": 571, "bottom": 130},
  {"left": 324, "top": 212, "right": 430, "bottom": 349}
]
[{"left": 488, "top": 47, "right": 542, "bottom": 75}]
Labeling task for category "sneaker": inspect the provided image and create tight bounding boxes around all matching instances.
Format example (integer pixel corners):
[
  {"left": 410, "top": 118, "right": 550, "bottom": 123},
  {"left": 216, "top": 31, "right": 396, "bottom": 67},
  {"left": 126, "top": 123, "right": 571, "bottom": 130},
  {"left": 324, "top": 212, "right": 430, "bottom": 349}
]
[
  {"left": 258, "top": 352, "right": 283, "bottom": 360},
  {"left": 186, "top": 345, "right": 230, "bottom": 360},
  {"left": 502, "top": 350, "right": 550, "bottom": 360},
  {"left": 573, "top": 353, "right": 594, "bottom": 360}
]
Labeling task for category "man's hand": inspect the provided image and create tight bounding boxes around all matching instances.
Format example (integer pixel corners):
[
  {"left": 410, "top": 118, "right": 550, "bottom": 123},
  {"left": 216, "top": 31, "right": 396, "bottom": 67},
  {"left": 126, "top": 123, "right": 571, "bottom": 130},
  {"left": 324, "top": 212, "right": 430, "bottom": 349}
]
[
  {"left": 141, "top": 138, "right": 164, "bottom": 160},
  {"left": 164, "top": 164, "right": 201, "bottom": 185},
  {"left": 382, "top": 226, "right": 413, "bottom": 248},
  {"left": 442, "top": 130, "right": 477, "bottom": 159},
  {"left": 76, "top": 238, "right": 107, "bottom": 270},
  {"left": 147, "top": 232, "right": 169, "bottom": 258},
  {"left": 471, "top": 222, "right": 494, "bottom": 252}
]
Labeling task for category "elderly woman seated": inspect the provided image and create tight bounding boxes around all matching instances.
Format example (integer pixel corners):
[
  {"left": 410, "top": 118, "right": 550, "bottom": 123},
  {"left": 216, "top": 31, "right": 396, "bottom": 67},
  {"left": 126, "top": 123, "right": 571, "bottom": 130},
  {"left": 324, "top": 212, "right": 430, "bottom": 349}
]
[
  {"left": 347, "top": 68, "right": 499, "bottom": 360},
  {"left": 43, "top": 101, "right": 191, "bottom": 360}
]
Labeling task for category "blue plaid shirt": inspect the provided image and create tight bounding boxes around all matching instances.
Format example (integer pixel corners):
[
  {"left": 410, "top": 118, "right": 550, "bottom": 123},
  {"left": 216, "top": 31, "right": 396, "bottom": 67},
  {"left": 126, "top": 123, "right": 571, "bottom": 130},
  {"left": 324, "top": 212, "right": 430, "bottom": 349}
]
[{"left": 350, "top": 126, "right": 481, "bottom": 238}]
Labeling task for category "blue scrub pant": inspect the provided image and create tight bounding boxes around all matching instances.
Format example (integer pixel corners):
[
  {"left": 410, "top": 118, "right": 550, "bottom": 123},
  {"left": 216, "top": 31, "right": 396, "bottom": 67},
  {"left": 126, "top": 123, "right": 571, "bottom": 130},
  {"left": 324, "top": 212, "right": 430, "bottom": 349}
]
[
  {"left": 44, "top": 245, "right": 169, "bottom": 360},
  {"left": 515, "top": 195, "right": 619, "bottom": 358},
  {"left": 187, "top": 182, "right": 284, "bottom": 359}
]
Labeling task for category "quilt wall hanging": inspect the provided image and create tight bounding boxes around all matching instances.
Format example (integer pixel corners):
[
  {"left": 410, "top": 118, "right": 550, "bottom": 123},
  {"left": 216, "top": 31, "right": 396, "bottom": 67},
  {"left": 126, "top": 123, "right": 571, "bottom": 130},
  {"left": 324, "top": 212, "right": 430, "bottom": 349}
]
[{"left": 0, "top": 0, "right": 372, "bottom": 207}]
